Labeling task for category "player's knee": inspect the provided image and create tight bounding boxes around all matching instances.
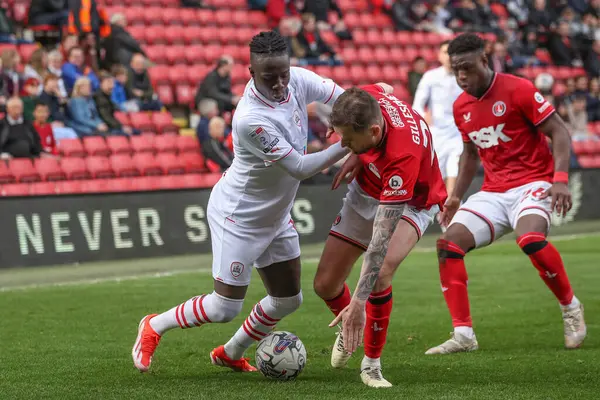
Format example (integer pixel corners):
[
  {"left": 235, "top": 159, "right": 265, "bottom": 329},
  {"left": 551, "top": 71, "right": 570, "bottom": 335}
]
[
  {"left": 268, "top": 291, "right": 303, "bottom": 318},
  {"left": 517, "top": 232, "right": 548, "bottom": 255},
  {"left": 206, "top": 292, "right": 244, "bottom": 323},
  {"left": 313, "top": 274, "right": 340, "bottom": 300}
]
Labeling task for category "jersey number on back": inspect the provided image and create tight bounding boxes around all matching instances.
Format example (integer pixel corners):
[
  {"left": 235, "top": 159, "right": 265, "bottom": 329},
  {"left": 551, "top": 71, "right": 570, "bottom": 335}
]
[{"left": 412, "top": 120, "right": 436, "bottom": 165}]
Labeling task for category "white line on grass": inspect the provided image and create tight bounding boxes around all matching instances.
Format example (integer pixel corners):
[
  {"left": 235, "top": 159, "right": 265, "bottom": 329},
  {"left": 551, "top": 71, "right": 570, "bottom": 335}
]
[{"left": 2, "top": 231, "right": 598, "bottom": 293}]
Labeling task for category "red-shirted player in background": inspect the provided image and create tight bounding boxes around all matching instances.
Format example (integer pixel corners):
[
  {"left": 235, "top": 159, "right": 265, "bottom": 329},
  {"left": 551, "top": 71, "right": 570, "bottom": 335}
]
[
  {"left": 315, "top": 84, "right": 447, "bottom": 387},
  {"left": 426, "top": 33, "right": 586, "bottom": 355}
]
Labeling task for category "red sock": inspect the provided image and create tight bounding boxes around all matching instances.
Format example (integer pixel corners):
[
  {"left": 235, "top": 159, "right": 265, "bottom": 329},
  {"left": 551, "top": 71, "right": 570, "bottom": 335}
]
[
  {"left": 364, "top": 286, "right": 392, "bottom": 359},
  {"left": 437, "top": 239, "right": 472, "bottom": 327},
  {"left": 324, "top": 283, "right": 351, "bottom": 316},
  {"left": 517, "top": 233, "right": 574, "bottom": 306}
]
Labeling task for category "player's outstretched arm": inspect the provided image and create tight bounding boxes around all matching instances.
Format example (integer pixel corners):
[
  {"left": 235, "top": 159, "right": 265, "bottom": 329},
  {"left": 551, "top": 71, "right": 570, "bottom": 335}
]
[{"left": 277, "top": 141, "right": 350, "bottom": 180}]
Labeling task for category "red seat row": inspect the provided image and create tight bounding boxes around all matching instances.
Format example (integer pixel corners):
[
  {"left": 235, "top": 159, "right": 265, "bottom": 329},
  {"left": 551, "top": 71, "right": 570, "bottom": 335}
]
[
  {"left": 577, "top": 155, "right": 600, "bottom": 168},
  {"left": 102, "top": 0, "right": 246, "bottom": 8},
  {"left": 57, "top": 135, "right": 200, "bottom": 157},
  {"left": 572, "top": 140, "right": 600, "bottom": 156},
  {"left": 0, "top": 43, "right": 40, "bottom": 63},
  {"left": 0, "top": 153, "right": 208, "bottom": 183},
  {"left": 114, "top": 112, "right": 178, "bottom": 134},
  {"left": 0, "top": 174, "right": 222, "bottom": 196}
]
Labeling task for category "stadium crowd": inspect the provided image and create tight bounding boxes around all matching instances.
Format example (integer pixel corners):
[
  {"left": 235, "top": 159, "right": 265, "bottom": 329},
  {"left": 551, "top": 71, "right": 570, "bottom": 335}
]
[{"left": 0, "top": 0, "right": 599, "bottom": 180}]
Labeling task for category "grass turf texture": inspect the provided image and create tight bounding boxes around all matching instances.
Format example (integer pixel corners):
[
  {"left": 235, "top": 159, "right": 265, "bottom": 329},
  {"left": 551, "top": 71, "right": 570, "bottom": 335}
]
[{"left": 1, "top": 233, "right": 598, "bottom": 399}]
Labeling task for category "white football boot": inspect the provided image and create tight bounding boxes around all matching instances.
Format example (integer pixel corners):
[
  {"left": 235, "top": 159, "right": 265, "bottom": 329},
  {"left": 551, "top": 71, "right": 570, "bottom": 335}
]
[
  {"left": 562, "top": 303, "right": 586, "bottom": 349},
  {"left": 360, "top": 365, "right": 393, "bottom": 388},
  {"left": 425, "top": 332, "right": 479, "bottom": 355},
  {"left": 331, "top": 329, "right": 352, "bottom": 368}
]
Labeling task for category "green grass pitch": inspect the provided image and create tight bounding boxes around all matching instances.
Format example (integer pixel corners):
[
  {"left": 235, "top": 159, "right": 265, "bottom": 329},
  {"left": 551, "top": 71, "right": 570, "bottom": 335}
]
[{"left": 1, "top": 232, "right": 599, "bottom": 400}]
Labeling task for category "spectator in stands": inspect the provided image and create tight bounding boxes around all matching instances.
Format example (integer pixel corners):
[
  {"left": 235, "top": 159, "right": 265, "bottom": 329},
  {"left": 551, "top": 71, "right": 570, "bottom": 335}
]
[
  {"left": 23, "top": 48, "right": 47, "bottom": 95},
  {"left": 429, "top": 0, "right": 453, "bottom": 35},
  {"left": 0, "top": 97, "right": 44, "bottom": 159},
  {"left": 408, "top": 56, "right": 427, "bottom": 98},
  {"left": 111, "top": 64, "right": 139, "bottom": 112},
  {"left": 47, "top": 50, "right": 68, "bottom": 98},
  {"left": 195, "top": 56, "right": 238, "bottom": 114},
  {"left": 38, "top": 74, "right": 78, "bottom": 141},
  {"left": 62, "top": 46, "right": 99, "bottom": 94},
  {"left": 32, "top": 101, "right": 58, "bottom": 155},
  {"left": 67, "top": 0, "right": 111, "bottom": 44},
  {"left": 510, "top": 28, "right": 541, "bottom": 69},
  {"left": 21, "top": 78, "right": 41, "bottom": 122},
  {"left": 277, "top": 17, "right": 302, "bottom": 65},
  {"left": 127, "top": 53, "right": 162, "bottom": 111},
  {"left": 0, "top": 58, "right": 6, "bottom": 111},
  {"left": 196, "top": 98, "right": 220, "bottom": 142},
  {"left": 295, "top": 13, "right": 341, "bottom": 66},
  {"left": 59, "top": 34, "right": 78, "bottom": 61},
  {"left": 388, "top": 0, "right": 430, "bottom": 31},
  {"left": 301, "top": 0, "right": 342, "bottom": 30},
  {"left": 94, "top": 72, "right": 138, "bottom": 136},
  {"left": 181, "top": 0, "right": 212, "bottom": 8},
  {"left": 66, "top": 76, "right": 108, "bottom": 137},
  {"left": 0, "top": 7, "right": 16, "bottom": 43},
  {"left": 265, "top": 0, "right": 299, "bottom": 29},
  {"left": 565, "top": 94, "right": 591, "bottom": 140},
  {"left": 506, "top": 0, "right": 529, "bottom": 25},
  {"left": 102, "top": 13, "right": 146, "bottom": 70},
  {"left": 28, "top": 0, "right": 69, "bottom": 28},
  {"left": 201, "top": 116, "right": 233, "bottom": 171},
  {"left": 0, "top": 48, "right": 22, "bottom": 97},
  {"left": 490, "top": 41, "right": 513, "bottom": 73},
  {"left": 585, "top": 39, "right": 600, "bottom": 76},
  {"left": 548, "top": 20, "right": 582, "bottom": 67},
  {"left": 528, "top": 0, "right": 552, "bottom": 32}
]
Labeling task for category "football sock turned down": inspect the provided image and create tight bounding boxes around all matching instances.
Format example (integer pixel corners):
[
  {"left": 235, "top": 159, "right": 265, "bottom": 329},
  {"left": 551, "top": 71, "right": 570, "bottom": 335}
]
[
  {"left": 364, "top": 286, "right": 393, "bottom": 361},
  {"left": 224, "top": 293, "right": 303, "bottom": 360}
]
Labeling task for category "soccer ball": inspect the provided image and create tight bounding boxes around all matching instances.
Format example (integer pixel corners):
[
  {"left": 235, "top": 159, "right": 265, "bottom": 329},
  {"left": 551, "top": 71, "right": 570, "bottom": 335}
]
[{"left": 255, "top": 331, "right": 306, "bottom": 381}]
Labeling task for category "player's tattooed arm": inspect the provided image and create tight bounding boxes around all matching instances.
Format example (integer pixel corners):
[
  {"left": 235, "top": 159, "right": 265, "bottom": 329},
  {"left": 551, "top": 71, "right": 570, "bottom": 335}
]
[
  {"left": 354, "top": 203, "right": 406, "bottom": 301},
  {"left": 538, "top": 113, "right": 571, "bottom": 174}
]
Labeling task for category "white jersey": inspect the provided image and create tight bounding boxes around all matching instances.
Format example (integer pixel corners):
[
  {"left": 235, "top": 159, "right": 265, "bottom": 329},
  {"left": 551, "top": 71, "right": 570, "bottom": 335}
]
[
  {"left": 412, "top": 66, "right": 463, "bottom": 145},
  {"left": 210, "top": 67, "right": 343, "bottom": 227}
]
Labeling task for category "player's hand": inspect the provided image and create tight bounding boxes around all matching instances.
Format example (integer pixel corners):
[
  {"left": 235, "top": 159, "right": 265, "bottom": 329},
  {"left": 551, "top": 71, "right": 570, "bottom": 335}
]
[
  {"left": 332, "top": 153, "right": 362, "bottom": 190},
  {"left": 439, "top": 196, "right": 461, "bottom": 227},
  {"left": 329, "top": 300, "right": 366, "bottom": 354},
  {"left": 540, "top": 182, "right": 572, "bottom": 217}
]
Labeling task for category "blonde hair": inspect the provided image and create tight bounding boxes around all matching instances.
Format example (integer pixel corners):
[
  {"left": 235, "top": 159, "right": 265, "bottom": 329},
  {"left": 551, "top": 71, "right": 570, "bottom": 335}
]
[
  {"left": 72, "top": 76, "right": 92, "bottom": 97},
  {"left": 28, "top": 48, "right": 47, "bottom": 76},
  {"left": 1, "top": 48, "right": 19, "bottom": 71}
]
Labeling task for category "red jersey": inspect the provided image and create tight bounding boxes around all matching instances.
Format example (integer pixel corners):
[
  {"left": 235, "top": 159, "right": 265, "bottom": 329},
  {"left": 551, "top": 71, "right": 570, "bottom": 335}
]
[
  {"left": 453, "top": 73, "right": 555, "bottom": 192},
  {"left": 355, "top": 85, "right": 447, "bottom": 210},
  {"left": 33, "top": 122, "right": 57, "bottom": 155}
]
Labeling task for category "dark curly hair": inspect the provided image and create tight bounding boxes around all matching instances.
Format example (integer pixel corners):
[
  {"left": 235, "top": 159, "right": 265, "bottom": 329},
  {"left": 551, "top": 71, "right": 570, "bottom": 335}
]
[
  {"left": 249, "top": 31, "right": 288, "bottom": 59},
  {"left": 448, "top": 33, "right": 485, "bottom": 56}
]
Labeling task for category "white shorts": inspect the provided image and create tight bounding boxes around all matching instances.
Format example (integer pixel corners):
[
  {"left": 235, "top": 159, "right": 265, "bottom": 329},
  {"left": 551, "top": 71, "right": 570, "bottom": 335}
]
[
  {"left": 450, "top": 180, "right": 553, "bottom": 248},
  {"left": 329, "top": 180, "right": 440, "bottom": 250},
  {"left": 434, "top": 140, "right": 463, "bottom": 180},
  {"left": 207, "top": 203, "right": 301, "bottom": 287}
]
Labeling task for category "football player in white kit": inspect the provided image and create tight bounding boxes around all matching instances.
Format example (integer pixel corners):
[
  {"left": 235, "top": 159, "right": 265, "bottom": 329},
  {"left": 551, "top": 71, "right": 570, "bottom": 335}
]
[
  {"left": 412, "top": 40, "right": 464, "bottom": 198},
  {"left": 132, "top": 31, "right": 349, "bottom": 373}
]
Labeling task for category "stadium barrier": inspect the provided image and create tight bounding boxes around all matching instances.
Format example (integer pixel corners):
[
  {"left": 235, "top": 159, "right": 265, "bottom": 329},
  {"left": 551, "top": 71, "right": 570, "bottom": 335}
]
[{"left": 0, "top": 170, "right": 596, "bottom": 268}]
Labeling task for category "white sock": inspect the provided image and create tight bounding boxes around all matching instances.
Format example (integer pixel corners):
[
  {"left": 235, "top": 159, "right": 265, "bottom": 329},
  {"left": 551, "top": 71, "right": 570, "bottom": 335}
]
[
  {"left": 149, "top": 292, "right": 243, "bottom": 335},
  {"left": 361, "top": 356, "right": 381, "bottom": 370},
  {"left": 563, "top": 295, "right": 581, "bottom": 311},
  {"left": 224, "top": 293, "right": 302, "bottom": 360},
  {"left": 455, "top": 326, "right": 475, "bottom": 339}
]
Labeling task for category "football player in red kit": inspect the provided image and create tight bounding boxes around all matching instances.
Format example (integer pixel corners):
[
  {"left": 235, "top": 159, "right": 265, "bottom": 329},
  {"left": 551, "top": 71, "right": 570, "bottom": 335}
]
[
  {"left": 426, "top": 33, "right": 586, "bottom": 355},
  {"left": 315, "top": 84, "right": 447, "bottom": 387}
]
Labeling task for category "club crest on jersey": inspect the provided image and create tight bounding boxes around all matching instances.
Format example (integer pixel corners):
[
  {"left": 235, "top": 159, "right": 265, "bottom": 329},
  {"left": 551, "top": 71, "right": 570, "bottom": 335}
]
[
  {"left": 463, "top": 112, "right": 471, "bottom": 122},
  {"left": 492, "top": 101, "right": 506, "bottom": 117},
  {"left": 368, "top": 163, "right": 381, "bottom": 178},
  {"left": 534, "top": 92, "right": 545, "bottom": 103},
  {"left": 333, "top": 214, "right": 342, "bottom": 226},
  {"left": 230, "top": 262, "right": 245, "bottom": 278},
  {"left": 293, "top": 109, "right": 302, "bottom": 127}
]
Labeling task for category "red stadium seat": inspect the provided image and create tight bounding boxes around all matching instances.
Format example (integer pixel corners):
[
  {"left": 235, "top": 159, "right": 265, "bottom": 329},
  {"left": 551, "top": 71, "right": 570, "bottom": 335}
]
[
  {"left": 161, "top": 8, "right": 181, "bottom": 26},
  {"left": 58, "top": 138, "right": 85, "bottom": 157},
  {"left": 129, "top": 112, "right": 155, "bottom": 133},
  {"left": 577, "top": 155, "right": 594, "bottom": 168},
  {"left": 167, "top": 64, "right": 189, "bottom": 85},
  {"left": 60, "top": 157, "right": 90, "bottom": 180},
  {"left": 155, "top": 152, "right": 186, "bottom": 174},
  {"left": 177, "top": 135, "right": 201, "bottom": 153},
  {"left": 165, "top": 46, "right": 187, "bottom": 65},
  {"left": 157, "top": 84, "right": 175, "bottom": 105},
  {"left": 19, "top": 44, "right": 40, "bottom": 64},
  {"left": 34, "top": 158, "right": 66, "bottom": 181},
  {"left": 175, "top": 84, "right": 195, "bottom": 107},
  {"left": 0, "top": 160, "right": 15, "bottom": 183},
  {"left": 86, "top": 156, "right": 115, "bottom": 179},
  {"left": 181, "top": 152, "right": 207, "bottom": 173},
  {"left": 1, "top": 183, "right": 29, "bottom": 196},
  {"left": 148, "top": 65, "right": 170, "bottom": 86},
  {"left": 130, "top": 134, "right": 155, "bottom": 153},
  {"left": 373, "top": 47, "right": 388, "bottom": 64},
  {"left": 110, "top": 154, "right": 140, "bottom": 177},
  {"left": 194, "top": 9, "right": 216, "bottom": 26},
  {"left": 83, "top": 136, "right": 109, "bottom": 156},
  {"left": 165, "top": 25, "right": 186, "bottom": 45},
  {"left": 218, "top": 27, "right": 236, "bottom": 45},
  {"left": 145, "top": 30, "right": 166, "bottom": 46},
  {"left": 127, "top": 26, "right": 146, "bottom": 44},
  {"left": 29, "top": 182, "right": 56, "bottom": 196},
  {"left": 365, "top": 65, "right": 382, "bottom": 82},
  {"left": 143, "top": 7, "right": 163, "bottom": 25},
  {"left": 125, "top": 7, "right": 145, "bottom": 25},
  {"left": 152, "top": 112, "right": 178, "bottom": 134},
  {"left": 55, "top": 180, "right": 83, "bottom": 194},
  {"left": 183, "top": 26, "right": 206, "bottom": 45},
  {"left": 9, "top": 158, "right": 41, "bottom": 183},
  {"left": 132, "top": 153, "right": 163, "bottom": 175},
  {"left": 154, "top": 134, "right": 178, "bottom": 153},
  {"left": 106, "top": 136, "right": 132, "bottom": 155},
  {"left": 114, "top": 111, "right": 131, "bottom": 126},
  {"left": 201, "top": 172, "right": 222, "bottom": 188}
]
